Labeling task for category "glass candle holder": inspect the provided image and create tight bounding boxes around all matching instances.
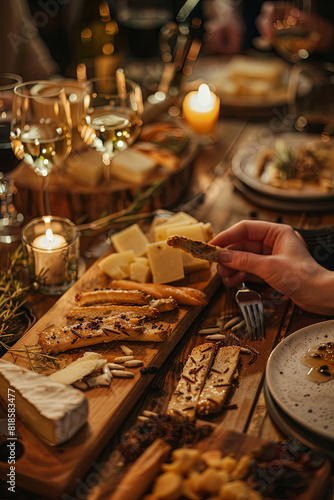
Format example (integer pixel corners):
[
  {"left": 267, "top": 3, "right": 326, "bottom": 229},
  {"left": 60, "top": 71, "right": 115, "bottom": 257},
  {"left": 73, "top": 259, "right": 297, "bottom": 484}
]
[{"left": 22, "top": 216, "right": 79, "bottom": 296}]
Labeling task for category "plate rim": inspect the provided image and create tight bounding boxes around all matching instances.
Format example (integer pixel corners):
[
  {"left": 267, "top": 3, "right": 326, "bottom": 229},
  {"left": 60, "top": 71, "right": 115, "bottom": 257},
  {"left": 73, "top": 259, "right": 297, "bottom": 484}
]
[
  {"left": 231, "top": 132, "right": 334, "bottom": 201},
  {"left": 263, "top": 379, "right": 334, "bottom": 458},
  {"left": 265, "top": 319, "right": 334, "bottom": 441}
]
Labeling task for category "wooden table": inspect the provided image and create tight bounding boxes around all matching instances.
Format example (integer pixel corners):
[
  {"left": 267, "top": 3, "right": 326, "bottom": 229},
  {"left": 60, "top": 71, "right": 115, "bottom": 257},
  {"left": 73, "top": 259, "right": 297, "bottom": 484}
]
[{"left": 1, "top": 117, "right": 334, "bottom": 499}]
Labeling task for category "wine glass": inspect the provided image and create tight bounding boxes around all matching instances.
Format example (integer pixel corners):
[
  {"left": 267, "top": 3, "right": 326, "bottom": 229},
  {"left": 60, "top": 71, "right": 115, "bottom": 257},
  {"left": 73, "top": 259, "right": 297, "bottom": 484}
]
[
  {"left": 10, "top": 81, "right": 72, "bottom": 215},
  {"left": 271, "top": 1, "right": 320, "bottom": 64},
  {"left": 289, "top": 62, "right": 334, "bottom": 137},
  {"left": 0, "top": 73, "right": 23, "bottom": 233},
  {"left": 80, "top": 73, "right": 143, "bottom": 182}
]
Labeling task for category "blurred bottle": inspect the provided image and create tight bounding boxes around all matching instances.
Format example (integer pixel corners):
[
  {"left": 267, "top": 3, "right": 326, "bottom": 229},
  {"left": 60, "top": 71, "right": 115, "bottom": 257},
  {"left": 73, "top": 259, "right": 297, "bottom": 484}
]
[
  {"left": 115, "top": 1, "right": 173, "bottom": 59},
  {"left": 75, "top": 0, "right": 124, "bottom": 79}
]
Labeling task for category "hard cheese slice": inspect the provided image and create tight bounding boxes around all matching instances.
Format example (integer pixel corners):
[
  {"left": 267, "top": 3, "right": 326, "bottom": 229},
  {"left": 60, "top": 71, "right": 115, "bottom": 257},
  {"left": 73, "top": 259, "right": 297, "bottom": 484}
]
[{"left": 0, "top": 359, "right": 88, "bottom": 446}]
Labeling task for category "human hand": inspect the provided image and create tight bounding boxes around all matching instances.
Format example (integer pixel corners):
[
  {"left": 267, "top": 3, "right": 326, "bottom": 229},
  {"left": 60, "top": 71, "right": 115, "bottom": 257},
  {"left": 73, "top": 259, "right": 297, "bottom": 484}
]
[
  {"left": 256, "top": 1, "right": 334, "bottom": 52},
  {"left": 211, "top": 220, "right": 334, "bottom": 315}
]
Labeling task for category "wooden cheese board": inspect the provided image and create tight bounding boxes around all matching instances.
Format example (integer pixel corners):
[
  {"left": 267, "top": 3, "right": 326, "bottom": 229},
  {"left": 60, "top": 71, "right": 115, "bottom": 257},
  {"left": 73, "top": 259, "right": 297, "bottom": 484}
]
[
  {"left": 12, "top": 122, "right": 198, "bottom": 223},
  {"left": 92, "top": 426, "right": 332, "bottom": 500},
  {"left": 0, "top": 256, "right": 221, "bottom": 498}
]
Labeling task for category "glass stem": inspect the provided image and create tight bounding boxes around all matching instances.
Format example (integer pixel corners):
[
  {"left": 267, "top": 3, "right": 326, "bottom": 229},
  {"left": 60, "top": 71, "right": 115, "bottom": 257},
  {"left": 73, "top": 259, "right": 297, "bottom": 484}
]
[{"left": 42, "top": 174, "right": 51, "bottom": 215}]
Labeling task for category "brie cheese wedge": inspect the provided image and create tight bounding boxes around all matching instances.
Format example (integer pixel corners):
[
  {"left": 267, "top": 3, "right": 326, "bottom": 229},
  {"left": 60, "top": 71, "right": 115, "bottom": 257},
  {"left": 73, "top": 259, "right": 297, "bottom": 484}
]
[{"left": 0, "top": 359, "right": 88, "bottom": 446}]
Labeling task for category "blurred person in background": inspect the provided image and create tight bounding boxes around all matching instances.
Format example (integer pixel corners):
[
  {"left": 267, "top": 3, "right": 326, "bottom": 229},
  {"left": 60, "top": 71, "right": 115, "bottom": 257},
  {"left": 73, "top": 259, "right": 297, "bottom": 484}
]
[
  {"left": 0, "top": 0, "right": 59, "bottom": 79},
  {"left": 204, "top": 0, "right": 334, "bottom": 60}
]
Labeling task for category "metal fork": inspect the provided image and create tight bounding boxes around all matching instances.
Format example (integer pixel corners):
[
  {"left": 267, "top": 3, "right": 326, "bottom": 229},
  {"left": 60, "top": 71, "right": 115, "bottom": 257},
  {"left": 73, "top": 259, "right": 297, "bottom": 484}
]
[{"left": 235, "top": 283, "right": 266, "bottom": 340}]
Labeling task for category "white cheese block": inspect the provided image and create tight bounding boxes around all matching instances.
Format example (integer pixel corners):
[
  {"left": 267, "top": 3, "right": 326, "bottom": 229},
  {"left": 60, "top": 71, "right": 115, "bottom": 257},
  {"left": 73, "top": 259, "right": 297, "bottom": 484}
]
[
  {"left": 98, "top": 250, "right": 135, "bottom": 279},
  {"left": 49, "top": 353, "right": 107, "bottom": 385},
  {"left": 134, "top": 256, "right": 150, "bottom": 266},
  {"left": 0, "top": 359, "right": 88, "bottom": 446},
  {"left": 154, "top": 213, "right": 198, "bottom": 241},
  {"left": 146, "top": 240, "right": 184, "bottom": 284},
  {"left": 110, "top": 149, "right": 157, "bottom": 184},
  {"left": 130, "top": 261, "right": 152, "bottom": 283},
  {"left": 165, "top": 223, "right": 210, "bottom": 273},
  {"left": 111, "top": 223, "right": 149, "bottom": 257}
]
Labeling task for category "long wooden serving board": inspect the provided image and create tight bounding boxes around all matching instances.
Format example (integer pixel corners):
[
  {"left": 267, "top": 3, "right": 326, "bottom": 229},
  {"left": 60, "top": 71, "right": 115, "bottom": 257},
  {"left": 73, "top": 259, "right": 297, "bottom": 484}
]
[{"left": 0, "top": 259, "right": 221, "bottom": 498}]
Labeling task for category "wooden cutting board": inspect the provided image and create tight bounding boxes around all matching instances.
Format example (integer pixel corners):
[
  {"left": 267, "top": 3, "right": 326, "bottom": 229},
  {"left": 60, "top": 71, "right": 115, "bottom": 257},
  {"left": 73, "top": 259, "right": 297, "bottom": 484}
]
[
  {"left": 102, "top": 427, "right": 332, "bottom": 500},
  {"left": 0, "top": 259, "right": 221, "bottom": 498}
]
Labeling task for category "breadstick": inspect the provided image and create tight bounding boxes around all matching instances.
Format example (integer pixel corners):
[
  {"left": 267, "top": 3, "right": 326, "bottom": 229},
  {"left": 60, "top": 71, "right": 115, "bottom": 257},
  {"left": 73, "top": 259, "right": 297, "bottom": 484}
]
[
  {"left": 110, "top": 280, "right": 208, "bottom": 307},
  {"left": 166, "top": 235, "right": 221, "bottom": 262}
]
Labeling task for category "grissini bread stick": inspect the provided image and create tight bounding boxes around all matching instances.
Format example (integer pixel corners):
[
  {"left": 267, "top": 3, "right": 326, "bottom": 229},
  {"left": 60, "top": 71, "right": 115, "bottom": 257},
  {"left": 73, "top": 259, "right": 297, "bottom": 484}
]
[
  {"left": 39, "top": 314, "right": 168, "bottom": 353},
  {"left": 109, "top": 439, "right": 171, "bottom": 500},
  {"left": 67, "top": 305, "right": 161, "bottom": 322},
  {"left": 75, "top": 289, "right": 150, "bottom": 307},
  {"left": 110, "top": 280, "right": 208, "bottom": 307},
  {"left": 166, "top": 235, "right": 221, "bottom": 262}
]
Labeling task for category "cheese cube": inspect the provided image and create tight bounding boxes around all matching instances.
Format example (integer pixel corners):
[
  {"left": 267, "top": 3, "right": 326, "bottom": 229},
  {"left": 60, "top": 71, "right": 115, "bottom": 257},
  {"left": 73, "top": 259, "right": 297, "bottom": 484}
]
[
  {"left": 130, "top": 261, "right": 152, "bottom": 283},
  {"left": 98, "top": 250, "right": 135, "bottom": 279},
  {"left": 110, "top": 149, "right": 156, "bottom": 184},
  {"left": 165, "top": 223, "right": 209, "bottom": 273},
  {"left": 165, "top": 222, "right": 206, "bottom": 241},
  {"left": 111, "top": 223, "right": 149, "bottom": 256},
  {"left": 146, "top": 241, "right": 184, "bottom": 284},
  {"left": 153, "top": 212, "right": 198, "bottom": 241},
  {"left": 159, "top": 212, "right": 198, "bottom": 226},
  {"left": 134, "top": 256, "right": 150, "bottom": 266},
  {"left": 202, "top": 222, "right": 215, "bottom": 241}
]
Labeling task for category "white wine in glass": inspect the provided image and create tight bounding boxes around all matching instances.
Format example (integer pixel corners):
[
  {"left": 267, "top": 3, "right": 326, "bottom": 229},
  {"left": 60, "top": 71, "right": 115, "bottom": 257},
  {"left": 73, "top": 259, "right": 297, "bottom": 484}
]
[
  {"left": 10, "top": 81, "right": 72, "bottom": 215},
  {"left": 271, "top": 1, "right": 320, "bottom": 63},
  {"left": 80, "top": 75, "right": 143, "bottom": 181}
]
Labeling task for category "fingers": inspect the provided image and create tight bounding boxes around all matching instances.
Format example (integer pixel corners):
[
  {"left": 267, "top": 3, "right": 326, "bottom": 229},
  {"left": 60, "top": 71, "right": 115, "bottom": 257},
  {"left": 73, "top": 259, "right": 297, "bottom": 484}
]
[{"left": 210, "top": 220, "right": 286, "bottom": 250}]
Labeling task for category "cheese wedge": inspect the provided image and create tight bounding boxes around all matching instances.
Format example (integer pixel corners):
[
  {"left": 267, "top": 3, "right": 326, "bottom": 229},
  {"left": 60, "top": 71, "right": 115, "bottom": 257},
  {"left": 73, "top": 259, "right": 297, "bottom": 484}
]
[
  {"left": 167, "top": 343, "right": 215, "bottom": 420},
  {"left": 0, "top": 359, "right": 88, "bottom": 446},
  {"left": 49, "top": 352, "right": 107, "bottom": 385},
  {"left": 197, "top": 346, "right": 240, "bottom": 416}
]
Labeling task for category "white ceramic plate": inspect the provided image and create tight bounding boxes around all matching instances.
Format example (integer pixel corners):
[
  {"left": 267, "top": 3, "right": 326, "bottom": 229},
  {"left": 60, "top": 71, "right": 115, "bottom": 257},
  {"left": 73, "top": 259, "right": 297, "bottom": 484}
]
[
  {"left": 264, "top": 380, "right": 334, "bottom": 458},
  {"left": 266, "top": 320, "right": 334, "bottom": 442},
  {"left": 232, "top": 132, "right": 334, "bottom": 201}
]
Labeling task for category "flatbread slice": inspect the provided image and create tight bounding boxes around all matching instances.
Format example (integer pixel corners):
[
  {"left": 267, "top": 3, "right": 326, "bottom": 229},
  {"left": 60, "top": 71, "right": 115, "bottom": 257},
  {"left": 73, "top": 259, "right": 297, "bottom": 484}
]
[
  {"left": 166, "top": 235, "right": 221, "bottom": 262},
  {"left": 197, "top": 346, "right": 240, "bottom": 416},
  {"left": 167, "top": 343, "right": 215, "bottom": 420}
]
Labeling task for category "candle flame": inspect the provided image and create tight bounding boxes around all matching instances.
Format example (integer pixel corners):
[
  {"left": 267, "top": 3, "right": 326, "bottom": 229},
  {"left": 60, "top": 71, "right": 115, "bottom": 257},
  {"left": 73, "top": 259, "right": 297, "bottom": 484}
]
[
  {"left": 198, "top": 84, "right": 211, "bottom": 106},
  {"left": 46, "top": 228, "right": 54, "bottom": 245}
]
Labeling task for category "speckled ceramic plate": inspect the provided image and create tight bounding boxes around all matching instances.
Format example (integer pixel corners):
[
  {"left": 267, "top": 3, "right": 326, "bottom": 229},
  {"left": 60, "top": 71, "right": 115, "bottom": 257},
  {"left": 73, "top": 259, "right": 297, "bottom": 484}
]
[
  {"left": 266, "top": 320, "right": 334, "bottom": 442},
  {"left": 264, "top": 380, "right": 334, "bottom": 459}
]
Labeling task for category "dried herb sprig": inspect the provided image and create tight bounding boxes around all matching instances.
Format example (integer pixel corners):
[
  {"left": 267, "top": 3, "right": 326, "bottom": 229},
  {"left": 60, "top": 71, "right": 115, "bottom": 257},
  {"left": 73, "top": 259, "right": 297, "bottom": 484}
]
[
  {"left": 0, "top": 245, "right": 45, "bottom": 344},
  {"left": 78, "top": 177, "right": 167, "bottom": 234}
]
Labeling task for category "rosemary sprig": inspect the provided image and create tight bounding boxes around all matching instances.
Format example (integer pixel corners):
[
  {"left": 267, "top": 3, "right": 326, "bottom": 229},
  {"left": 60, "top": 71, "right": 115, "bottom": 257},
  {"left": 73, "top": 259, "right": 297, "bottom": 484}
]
[
  {"left": 273, "top": 141, "right": 296, "bottom": 180},
  {"left": 78, "top": 177, "right": 167, "bottom": 233},
  {"left": 0, "top": 341, "right": 58, "bottom": 361},
  {"left": 0, "top": 245, "right": 44, "bottom": 344}
]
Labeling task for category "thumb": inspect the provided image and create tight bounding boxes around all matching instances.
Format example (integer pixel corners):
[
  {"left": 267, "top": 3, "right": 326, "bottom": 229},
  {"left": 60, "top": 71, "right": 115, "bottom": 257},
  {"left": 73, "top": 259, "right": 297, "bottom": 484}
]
[{"left": 219, "top": 249, "right": 265, "bottom": 274}]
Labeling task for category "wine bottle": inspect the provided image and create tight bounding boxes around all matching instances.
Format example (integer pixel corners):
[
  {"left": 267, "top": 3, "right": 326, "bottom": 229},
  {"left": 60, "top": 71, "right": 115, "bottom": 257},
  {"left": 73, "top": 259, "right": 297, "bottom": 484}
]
[{"left": 75, "top": 0, "right": 124, "bottom": 79}]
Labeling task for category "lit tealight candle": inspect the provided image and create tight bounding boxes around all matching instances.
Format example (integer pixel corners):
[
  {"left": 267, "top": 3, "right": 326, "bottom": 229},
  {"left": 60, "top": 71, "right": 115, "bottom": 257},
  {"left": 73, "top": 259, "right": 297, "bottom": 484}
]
[
  {"left": 32, "top": 228, "right": 67, "bottom": 285},
  {"left": 183, "top": 84, "right": 220, "bottom": 134}
]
